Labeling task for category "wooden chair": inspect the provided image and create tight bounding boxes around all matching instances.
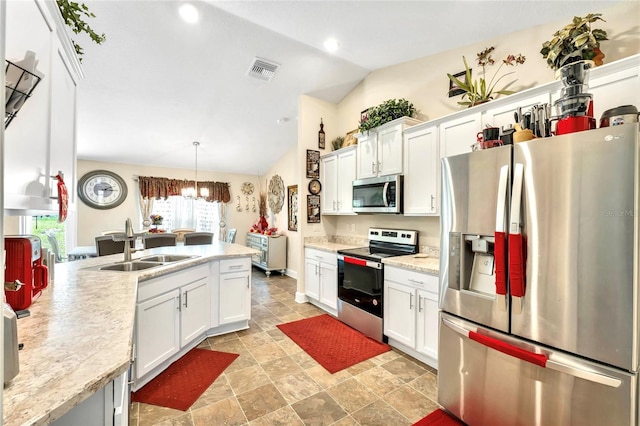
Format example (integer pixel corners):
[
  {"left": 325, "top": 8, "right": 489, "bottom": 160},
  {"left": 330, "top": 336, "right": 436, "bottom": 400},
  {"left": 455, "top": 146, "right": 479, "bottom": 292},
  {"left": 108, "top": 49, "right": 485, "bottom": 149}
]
[
  {"left": 184, "top": 232, "right": 214, "bottom": 246},
  {"left": 226, "top": 229, "right": 237, "bottom": 243},
  {"left": 95, "top": 236, "right": 126, "bottom": 256},
  {"left": 44, "top": 230, "right": 65, "bottom": 262},
  {"left": 143, "top": 233, "right": 178, "bottom": 249}
]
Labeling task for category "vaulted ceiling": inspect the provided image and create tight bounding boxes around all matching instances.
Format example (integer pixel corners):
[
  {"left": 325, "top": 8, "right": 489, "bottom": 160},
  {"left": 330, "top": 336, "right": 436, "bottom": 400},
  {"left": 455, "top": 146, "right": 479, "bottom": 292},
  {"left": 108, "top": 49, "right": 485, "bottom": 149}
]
[{"left": 74, "top": 1, "right": 620, "bottom": 175}]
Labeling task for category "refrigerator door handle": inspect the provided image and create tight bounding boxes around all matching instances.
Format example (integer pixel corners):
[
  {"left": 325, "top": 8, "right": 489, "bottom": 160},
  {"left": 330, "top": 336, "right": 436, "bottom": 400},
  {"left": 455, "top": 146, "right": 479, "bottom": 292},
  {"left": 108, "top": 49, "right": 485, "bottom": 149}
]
[
  {"left": 494, "top": 165, "right": 509, "bottom": 312},
  {"left": 442, "top": 318, "right": 622, "bottom": 388},
  {"left": 509, "top": 163, "right": 526, "bottom": 314}
]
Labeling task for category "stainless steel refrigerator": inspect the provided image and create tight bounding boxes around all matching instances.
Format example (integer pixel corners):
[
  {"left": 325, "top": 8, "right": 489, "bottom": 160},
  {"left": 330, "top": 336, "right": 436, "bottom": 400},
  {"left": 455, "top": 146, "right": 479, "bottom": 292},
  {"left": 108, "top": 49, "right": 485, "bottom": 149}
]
[{"left": 438, "top": 123, "right": 639, "bottom": 425}]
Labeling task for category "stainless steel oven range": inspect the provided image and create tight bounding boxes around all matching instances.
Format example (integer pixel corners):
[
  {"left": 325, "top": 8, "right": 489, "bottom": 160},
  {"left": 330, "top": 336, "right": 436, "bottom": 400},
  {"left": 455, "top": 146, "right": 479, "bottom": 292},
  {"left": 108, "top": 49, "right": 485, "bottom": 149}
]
[{"left": 337, "top": 228, "right": 418, "bottom": 342}]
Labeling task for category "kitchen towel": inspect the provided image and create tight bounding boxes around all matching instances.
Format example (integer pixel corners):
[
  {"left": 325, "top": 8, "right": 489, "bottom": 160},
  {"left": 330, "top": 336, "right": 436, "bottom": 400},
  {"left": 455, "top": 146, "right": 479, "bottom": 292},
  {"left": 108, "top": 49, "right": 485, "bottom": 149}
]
[
  {"left": 131, "top": 348, "right": 238, "bottom": 411},
  {"left": 277, "top": 314, "right": 390, "bottom": 373}
]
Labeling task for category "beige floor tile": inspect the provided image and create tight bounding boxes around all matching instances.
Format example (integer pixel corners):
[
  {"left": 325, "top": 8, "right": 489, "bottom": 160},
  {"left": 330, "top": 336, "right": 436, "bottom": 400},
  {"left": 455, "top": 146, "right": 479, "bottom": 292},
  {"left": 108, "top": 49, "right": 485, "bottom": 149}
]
[
  {"left": 224, "top": 351, "right": 259, "bottom": 373},
  {"left": 276, "top": 312, "right": 305, "bottom": 323},
  {"left": 355, "top": 366, "right": 405, "bottom": 398},
  {"left": 305, "top": 364, "right": 352, "bottom": 389},
  {"left": 156, "top": 412, "right": 194, "bottom": 426},
  {"left": 384, "top": 384, "right": 439, "bottom": 423},
  {"left": 189, "top": 376, "right": 235, "bottom": 411},
  {"left": 290, "top": 350, "right": 319, "bottom": 370},
  {"left": 129, "top": 402, "right": 139, "bottom": 426},
  {"left": 137, "top": 403, "right": 185, "bottom": 425},
  {"left": 351, "top": 399, "right": 411, "bottom": 426},
  {"left": 249, "top": 341, "right": 288, "bottom": 363},
  {"left": 211, "top": 337, "right": 248, "bottom": 354},
  {"left": 239, "top": 331, "right": 274, "bottom": 348},
  {"left": 226, "top": 364, "right": 272, "bottom": 394},
  {"left": 409, "top": 371, "right": 438, "bottom": 402},
  {"left": 369, "top": 349, "right": 402, "bottom": 365},
  {"left": 331, "top": 415, "right": 360, "bottom": 426},
  {"left": 249, "top": 405, "right": 304, "bottom": 426},
  {"left": 272, "top": 371, "right": 323, "bottom": 404},
  {"left": 326, "top": 378, "right": 379, "bottom": 413},
  {"left": 266, "top": 328, "right": 288, "bottom": 342},
  {"left": 276, "top": 338, "right": 304, "bottom": 355},
  {"left": 380, "top": 356, "right": 428, "bottom": 383},
  {"left": 236, "top": 383, "right": 288, "bottom": 422},
  {"left": 207, "top": 333, "right": 240, "bottom": 345},
  {"left": 191, "top": 396, "right": 248, "bottom": 426},
  {"left": 345, "top": 359, "right": 376, "bottom": 376},
  {"left": 291, "top": 391, "right": 348, "bottom": 425},
  {"left": 261, "top": 355, "right": 303, "bottom": 381}
]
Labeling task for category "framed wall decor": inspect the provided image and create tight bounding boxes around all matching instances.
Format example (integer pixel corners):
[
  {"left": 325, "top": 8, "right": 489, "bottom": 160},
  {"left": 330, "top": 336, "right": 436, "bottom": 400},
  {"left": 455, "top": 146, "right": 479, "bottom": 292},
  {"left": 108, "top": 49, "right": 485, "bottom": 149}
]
[
  {"left": 448, "top": 69, "right": 470, "bottom": 97},
  {"left": 344, "top": 129, "right": 358, "bottom": 146},
  {"left": 287, "top": 185, "right": 298, "bottom": 232},
  {"left": 306, "top": 149, "right": 320, "bottom": 178},
  {"left": 307, "top": 195, "right": 320, "bottom": 223},
  {"left": 360, "top": 108, "right": 370, "bottom": 124}
]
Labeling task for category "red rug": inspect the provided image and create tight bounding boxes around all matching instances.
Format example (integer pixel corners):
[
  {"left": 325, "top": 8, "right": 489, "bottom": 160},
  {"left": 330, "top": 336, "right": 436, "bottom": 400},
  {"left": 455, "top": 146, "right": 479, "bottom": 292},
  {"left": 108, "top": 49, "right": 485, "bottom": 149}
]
[
  {"left": 131, "top": 348, "right": 238, "bottom": 411},
  {"left": 276, "top": 314, "right": 390, "bottom": 373},
  {"left": 413, "top": 409, "right": 465, "bottom": 426}
]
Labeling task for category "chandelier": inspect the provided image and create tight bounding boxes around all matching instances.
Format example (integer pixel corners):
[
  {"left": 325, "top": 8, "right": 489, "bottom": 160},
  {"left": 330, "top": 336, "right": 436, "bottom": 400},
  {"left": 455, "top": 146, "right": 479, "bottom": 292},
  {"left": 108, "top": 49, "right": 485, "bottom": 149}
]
[{"left": 182, "top": 141, "right": 209, "bottom": 198}]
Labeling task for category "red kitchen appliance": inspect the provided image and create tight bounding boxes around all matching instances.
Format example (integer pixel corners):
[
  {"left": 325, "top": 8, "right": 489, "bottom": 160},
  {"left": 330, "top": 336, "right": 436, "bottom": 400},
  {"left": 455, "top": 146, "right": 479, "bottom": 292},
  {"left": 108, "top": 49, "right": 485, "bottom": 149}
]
[
  {"left": 4, "top": 236, "right": 49, "bottom": 310},
  {"left": 553, "top": 60, "right": 597, "bottom": 135}
]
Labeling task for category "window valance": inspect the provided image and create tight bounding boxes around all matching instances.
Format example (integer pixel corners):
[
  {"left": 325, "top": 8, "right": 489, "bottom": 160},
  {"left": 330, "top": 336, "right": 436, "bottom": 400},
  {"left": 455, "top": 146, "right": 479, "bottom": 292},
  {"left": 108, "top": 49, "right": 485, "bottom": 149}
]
[{"left": 138, "top": 176, "right": 230, "bottom": 203}]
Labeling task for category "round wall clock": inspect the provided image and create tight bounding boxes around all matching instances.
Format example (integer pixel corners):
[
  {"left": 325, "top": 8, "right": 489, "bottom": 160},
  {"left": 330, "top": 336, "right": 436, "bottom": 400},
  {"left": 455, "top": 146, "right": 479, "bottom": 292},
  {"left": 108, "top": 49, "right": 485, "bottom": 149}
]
[
  {"left": 78, "top": 170, "right": 128, "bottom": 209},
  {"left": 308, "top": 179, "right": 322, "bottom": 195},
  {"left": 268, "top": 174, "right": 285, "bottom": 214}
]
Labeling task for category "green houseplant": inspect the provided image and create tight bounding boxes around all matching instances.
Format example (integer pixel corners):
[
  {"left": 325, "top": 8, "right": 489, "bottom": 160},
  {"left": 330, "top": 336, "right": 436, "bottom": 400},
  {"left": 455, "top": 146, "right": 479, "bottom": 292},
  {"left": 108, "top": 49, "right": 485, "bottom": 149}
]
[
  {"left": 56, "top": 0, "right": 106, "bottom": 59},
  {"left": 358, "top": 98, "right": 416, "bottom": 133},
  {"left": 540, "top": 13, "right": 607, "bottom": 71},
  {"left": 447, "top": 46, "right": 526, "bottom": 107}
]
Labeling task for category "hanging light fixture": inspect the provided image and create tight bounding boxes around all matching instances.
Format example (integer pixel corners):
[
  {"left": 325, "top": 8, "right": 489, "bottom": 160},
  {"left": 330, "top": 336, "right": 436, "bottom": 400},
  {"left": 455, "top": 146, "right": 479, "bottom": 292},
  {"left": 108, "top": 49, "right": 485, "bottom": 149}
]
[{"left": 182, "top": 141, "right": 209, "bottom": 199}]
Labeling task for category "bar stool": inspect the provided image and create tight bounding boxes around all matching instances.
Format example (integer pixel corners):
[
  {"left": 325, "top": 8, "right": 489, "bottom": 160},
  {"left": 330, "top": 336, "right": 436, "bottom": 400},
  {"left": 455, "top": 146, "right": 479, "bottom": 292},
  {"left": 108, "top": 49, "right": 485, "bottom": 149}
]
[{"left": 184, "top": 232, "right": 214, "bottom": 246}]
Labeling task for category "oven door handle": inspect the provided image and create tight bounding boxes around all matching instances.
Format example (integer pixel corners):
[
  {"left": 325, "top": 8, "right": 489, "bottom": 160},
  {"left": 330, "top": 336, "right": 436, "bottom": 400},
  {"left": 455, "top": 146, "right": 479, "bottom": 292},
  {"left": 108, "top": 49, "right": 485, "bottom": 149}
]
[{"left": 337, "top": 254, "right": 382, "bottom": 270}]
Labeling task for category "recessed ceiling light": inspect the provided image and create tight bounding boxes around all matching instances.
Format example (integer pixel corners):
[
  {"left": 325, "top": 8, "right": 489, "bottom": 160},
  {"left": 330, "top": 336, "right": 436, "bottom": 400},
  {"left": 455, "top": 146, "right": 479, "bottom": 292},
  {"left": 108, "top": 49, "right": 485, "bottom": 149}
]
[
  {"left": 179, "top": 3, "right": 199, "bottom": 24},
  {"left": 324, "top": 38, "right": 340, "bottom": 53}
]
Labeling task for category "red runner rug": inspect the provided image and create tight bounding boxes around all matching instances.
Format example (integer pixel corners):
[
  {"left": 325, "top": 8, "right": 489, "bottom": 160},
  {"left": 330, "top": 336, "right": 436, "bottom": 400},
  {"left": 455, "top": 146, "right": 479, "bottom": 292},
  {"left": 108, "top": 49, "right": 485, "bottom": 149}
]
[
  {"left": 277, "top": 314, "right": 390, "bottom": 373},
  {"left": 131, "top": 348, "right": 238, "bottom": 411},
  {"left": 413, "top": 408, "right": 465, "bottom": 426}
]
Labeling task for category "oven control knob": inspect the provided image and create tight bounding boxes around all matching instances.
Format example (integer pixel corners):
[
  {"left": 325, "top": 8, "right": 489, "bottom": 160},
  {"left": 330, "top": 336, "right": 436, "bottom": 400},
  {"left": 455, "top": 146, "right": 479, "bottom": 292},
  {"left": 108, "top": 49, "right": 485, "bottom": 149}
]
[{"left": 373, "top": 299, "right": 378, "bottom": 306}]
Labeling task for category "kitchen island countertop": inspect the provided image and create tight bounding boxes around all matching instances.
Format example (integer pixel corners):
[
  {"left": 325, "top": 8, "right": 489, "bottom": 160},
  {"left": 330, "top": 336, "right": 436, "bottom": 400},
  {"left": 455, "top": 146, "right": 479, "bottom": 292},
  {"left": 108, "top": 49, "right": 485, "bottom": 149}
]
[{"left": 3, "top": 242, "right": 257, "bottom": 426}]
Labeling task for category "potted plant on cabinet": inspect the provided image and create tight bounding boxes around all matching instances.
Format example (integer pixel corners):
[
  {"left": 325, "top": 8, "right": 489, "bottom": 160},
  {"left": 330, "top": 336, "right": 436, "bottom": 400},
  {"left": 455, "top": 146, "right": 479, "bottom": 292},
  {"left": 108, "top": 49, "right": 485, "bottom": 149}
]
[
  {"left": 447, "top": 46, "right": 526, "bottom": 107},
  {"left": 358, "top": 98, "right": 416, "bottom": 133},
  {"left": 540, "top": 13, "right": 608, "bottom": 71}
]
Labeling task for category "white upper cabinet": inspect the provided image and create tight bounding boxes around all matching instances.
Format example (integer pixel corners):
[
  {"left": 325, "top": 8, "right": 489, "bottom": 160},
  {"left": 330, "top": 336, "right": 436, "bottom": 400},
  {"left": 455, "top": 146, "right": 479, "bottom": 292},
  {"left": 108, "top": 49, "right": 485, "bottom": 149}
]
[
  {"left": 438, "top": 112, "right": 481, "bottom": 159},
  {"left": 356, "top": 117, "right": 421, "bottom": 179},
  {"left": 4, "top": 0, "right": 82, "bottom": 214},
  {"left": 321, "top": 146, "right": 356, "bottom": 215},
  {"left": 403, "top": 124, "right": 439, "bottom": 215}
]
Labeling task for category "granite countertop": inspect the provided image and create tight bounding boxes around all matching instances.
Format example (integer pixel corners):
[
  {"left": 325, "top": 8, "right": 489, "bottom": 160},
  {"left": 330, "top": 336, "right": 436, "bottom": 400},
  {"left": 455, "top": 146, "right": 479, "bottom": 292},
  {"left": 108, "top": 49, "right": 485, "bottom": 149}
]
[
  {"left": 383, "top": 254, "right": 440, "bottom": 275},
  {"left": 3, "top": 242, "right": 257, "bottom": 426},
  {"left": 303, "top": 241, "right": 363, "bottom": 253}
]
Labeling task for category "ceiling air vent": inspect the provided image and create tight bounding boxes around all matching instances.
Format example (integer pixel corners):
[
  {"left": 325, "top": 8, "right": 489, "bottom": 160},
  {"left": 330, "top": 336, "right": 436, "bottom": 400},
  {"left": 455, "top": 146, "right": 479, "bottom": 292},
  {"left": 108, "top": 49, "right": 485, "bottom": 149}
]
[{"left": 247, "top": 57, "right": 279, "bottom": 82}]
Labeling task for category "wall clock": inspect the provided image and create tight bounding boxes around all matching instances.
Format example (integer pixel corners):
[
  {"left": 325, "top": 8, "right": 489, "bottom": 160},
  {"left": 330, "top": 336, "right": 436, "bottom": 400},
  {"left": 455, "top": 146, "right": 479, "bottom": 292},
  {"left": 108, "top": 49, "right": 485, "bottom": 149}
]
[
  {"left": 77, "top": 170, "right": 128, "bottom": 209},
  {"left": 268, "top": 174, "right": 285, "bottom": 214},
  {"left": 308, "top": 179, "right": 322, "bottom": 195}
]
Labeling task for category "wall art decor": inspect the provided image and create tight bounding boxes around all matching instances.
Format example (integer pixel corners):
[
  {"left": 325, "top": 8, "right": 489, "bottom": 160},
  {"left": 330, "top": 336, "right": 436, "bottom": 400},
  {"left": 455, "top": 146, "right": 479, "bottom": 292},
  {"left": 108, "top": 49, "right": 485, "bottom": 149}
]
[
  {"left": 306, "top": 149, "right": 320, "bottom": 179},
  {"left": 287, "top": 185, "right": 298, "bottom": 231},
  {"left": 307, "top": 195, "right": 320, "bottom": 223},
  {"left": 318, "top": 118, "right": 325, "bottom": 149},
  {"left": 448, "top": 69, "right": 469, "bottom": 97}
]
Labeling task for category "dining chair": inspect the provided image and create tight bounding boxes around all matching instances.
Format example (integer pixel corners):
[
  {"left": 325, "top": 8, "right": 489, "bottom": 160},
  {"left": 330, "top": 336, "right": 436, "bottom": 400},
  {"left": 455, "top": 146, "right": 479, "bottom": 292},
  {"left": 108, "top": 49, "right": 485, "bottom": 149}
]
[
  {"left": 143, "top": 233, "right": 178, "bottom": 249},
  {"left": 44, "top": 230, "right": 65, "bottom": 262},
  {"left": 226, "top": 229, "right": 237, "bottom": 244},
  {"left": 95, "top": 236, "right": 126, "bottom": 256},
  {"left": 184, "top": 232, "right": 214, "bottom": 246},
  {"left": 172, "top": 228, "right": 196, "bottom": 243}
]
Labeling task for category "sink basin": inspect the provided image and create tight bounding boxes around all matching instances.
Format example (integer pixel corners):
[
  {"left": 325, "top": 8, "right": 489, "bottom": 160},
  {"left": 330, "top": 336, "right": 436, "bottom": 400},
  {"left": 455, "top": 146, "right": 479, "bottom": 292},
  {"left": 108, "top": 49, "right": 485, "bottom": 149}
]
[
  {"left": 138, "top": 254, "right": 197, "bottom": 263},
  {"left": 98, "top": 261, "right": 162, "bottom": 272}
]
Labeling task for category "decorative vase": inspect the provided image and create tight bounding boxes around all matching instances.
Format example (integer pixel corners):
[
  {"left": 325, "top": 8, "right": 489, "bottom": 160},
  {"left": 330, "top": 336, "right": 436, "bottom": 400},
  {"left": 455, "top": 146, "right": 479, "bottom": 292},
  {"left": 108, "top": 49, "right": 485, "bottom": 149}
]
[{"left": 258, "top": 216, "right": 269, "bottom": 232}]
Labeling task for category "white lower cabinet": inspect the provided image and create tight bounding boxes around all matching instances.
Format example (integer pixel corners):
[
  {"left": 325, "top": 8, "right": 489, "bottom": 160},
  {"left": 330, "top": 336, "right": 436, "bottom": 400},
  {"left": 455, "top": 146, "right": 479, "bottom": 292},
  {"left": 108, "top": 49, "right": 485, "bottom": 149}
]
[
  {"left": 304, "top": 248, "right": 338, "bottom": 314},
  {"left": 136, "top": 264, "right": 210, "bottom": 382},
  {"left": 383, "top": 266, "right": 439, "bottom": 368},
  {"left": 219, "top": 258, "right": 251, "bottom": 324}
]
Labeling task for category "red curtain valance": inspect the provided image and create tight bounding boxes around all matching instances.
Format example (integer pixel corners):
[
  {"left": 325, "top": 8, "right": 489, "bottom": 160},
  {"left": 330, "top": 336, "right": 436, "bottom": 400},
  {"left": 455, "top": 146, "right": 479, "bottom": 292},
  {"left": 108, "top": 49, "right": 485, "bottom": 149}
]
[{"left": 138, "top": 176, "right": 230, "bottom": 203}]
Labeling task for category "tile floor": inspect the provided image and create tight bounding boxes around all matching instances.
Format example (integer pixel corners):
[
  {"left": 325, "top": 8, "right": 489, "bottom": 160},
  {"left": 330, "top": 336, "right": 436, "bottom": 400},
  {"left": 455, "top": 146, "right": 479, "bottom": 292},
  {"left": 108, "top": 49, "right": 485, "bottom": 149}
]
[{"left": 130, "top": 270, "right": 439, "bottom": 425}]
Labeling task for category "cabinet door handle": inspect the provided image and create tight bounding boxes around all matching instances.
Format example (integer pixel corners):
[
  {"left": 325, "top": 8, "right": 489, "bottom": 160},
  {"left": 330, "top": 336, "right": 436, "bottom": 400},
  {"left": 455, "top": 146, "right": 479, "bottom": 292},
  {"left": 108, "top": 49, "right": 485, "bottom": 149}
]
[
  {"left": 409, "top": 293, "right": 414, "bottom": 309},
  {"left": 229, "top": 264, "right": 243, "bottom": 269},
  {"left": 247, "top": 276, "right": 250, "bottom": 289},
  {"left": 377, "top": 161, "right": 381, "bottom": 173},
  {"left": 183, "top": 290, "right": 188, "bottom": 308},
  {"left": 333, "top": 201, "right": 336, "bottom": 210},
  {"left": 418, "top": 295, "right": 423, "bottom": 312},
  {"left": 430, "top": 195, "right": 435, "bottom": 210},
  {"left": 337, "top": 200, "right": 340, "bottom": 210},
  {"left": 408, "top": 278, "right": 424, "bottom": 286},
  {"left": 371, "top": 162, "right": 375, "bottom": 174}
]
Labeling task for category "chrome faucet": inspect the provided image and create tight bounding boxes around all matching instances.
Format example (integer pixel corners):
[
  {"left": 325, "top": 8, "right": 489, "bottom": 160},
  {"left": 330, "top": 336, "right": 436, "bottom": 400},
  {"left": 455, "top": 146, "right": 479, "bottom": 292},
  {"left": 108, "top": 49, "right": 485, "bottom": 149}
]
[{"left": 113, "top": 218, "right": 145, "bottom": 262}]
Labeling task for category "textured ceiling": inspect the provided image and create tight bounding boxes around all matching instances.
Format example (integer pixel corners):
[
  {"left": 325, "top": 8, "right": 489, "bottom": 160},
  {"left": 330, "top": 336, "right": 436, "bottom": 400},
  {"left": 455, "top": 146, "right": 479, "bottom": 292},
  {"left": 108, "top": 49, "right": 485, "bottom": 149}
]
[{"left": 74, "top": 0, "right": 621, "bottom": 175}]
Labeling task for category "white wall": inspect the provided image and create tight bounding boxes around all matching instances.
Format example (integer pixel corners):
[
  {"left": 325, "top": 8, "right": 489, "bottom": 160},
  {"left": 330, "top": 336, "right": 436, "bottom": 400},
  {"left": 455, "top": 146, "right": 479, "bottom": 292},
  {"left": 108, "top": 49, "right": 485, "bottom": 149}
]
[
  {"left": 322, "top": 1, "right": 640, "bottom": 248},
  {"left": 76, "top": 160, "right": 260, "bottom": 247}
]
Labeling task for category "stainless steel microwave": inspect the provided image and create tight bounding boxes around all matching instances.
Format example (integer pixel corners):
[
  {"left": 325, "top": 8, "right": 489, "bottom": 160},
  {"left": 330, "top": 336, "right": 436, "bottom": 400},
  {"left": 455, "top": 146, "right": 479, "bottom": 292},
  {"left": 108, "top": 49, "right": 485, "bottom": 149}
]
[{"left": 352, "top": 175, "right": 403, "bottom": 214}]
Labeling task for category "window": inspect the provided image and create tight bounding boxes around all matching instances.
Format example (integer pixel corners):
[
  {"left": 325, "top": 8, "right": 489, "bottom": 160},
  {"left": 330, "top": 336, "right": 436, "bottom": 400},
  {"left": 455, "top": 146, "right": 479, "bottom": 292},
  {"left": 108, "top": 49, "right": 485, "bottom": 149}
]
[
  {"left": 150, "top": 197, "right": 219, "bottom": 232},
  {"left": 30, "top": 215, "right": 66, "bottom": 258}
]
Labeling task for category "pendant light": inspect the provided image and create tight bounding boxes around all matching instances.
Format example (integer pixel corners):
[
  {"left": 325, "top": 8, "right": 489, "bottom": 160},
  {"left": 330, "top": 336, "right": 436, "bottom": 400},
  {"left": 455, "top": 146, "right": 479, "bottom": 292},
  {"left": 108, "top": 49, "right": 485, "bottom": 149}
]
[{"left": 182, "top": 141, "right": 209, "bottom": 198}]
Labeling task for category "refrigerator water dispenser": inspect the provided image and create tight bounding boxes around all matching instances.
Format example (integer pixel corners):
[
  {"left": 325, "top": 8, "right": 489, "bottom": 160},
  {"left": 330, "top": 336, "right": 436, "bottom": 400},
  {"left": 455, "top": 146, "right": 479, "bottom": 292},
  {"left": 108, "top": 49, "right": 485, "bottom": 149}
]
[{"left": 448, "top": 232, "right": 495, "bottom": 297}]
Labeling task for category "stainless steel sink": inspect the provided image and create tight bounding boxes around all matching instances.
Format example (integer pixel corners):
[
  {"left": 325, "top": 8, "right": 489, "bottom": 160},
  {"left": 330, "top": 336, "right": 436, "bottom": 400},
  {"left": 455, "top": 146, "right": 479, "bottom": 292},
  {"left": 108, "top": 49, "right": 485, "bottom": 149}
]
[
  {"left": 98, "top": 261, "right": 163, "bottom": 272},
  {"left": 139, "top": 254, "right": 196, "bottom": 263}
]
